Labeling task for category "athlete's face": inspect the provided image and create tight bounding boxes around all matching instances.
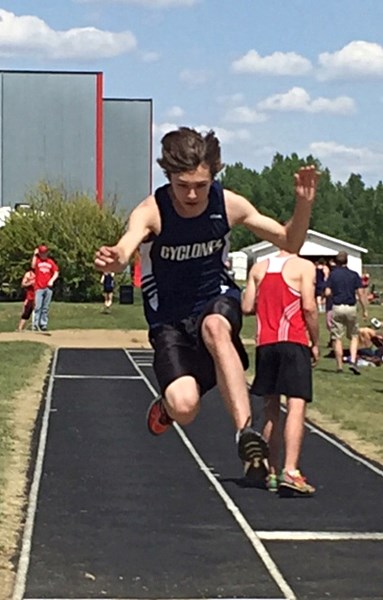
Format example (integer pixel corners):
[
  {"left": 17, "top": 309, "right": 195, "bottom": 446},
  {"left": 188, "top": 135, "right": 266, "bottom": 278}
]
[{"left": 170, "top": 164, "right": 212, "bottom": 216}]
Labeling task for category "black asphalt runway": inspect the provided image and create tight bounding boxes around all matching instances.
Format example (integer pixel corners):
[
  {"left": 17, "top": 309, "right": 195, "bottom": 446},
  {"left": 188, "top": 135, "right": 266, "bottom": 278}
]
[{"left": 14, "top": 348, "right": 383, "bottom": 600}]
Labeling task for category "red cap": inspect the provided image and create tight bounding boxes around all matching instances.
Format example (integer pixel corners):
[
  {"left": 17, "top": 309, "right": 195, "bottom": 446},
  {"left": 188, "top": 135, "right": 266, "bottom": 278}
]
[{"left": 38, "top": 244, "right": 48, "bottom": 253}]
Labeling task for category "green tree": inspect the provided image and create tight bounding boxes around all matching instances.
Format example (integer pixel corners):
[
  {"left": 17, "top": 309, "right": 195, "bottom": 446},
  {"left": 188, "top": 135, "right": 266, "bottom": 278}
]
[{"left": 0, "top": 183, "right": 126, "bottom": 301}]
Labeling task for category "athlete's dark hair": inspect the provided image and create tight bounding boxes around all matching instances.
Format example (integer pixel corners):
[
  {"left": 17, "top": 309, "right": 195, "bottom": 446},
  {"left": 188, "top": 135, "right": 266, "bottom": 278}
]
[{"left": 157, "top": 127, "right": 224, "bottom": 179}]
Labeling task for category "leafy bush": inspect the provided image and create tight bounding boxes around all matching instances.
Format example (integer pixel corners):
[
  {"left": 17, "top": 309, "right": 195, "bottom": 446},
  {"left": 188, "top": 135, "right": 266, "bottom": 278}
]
[{"left": 0, "top": 183, "right": 127, "bottom": 301}]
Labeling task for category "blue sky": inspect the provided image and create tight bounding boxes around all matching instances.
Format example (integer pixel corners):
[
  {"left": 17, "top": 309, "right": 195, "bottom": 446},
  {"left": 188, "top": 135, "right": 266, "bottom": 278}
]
[{"left": 1, "top": 0, "right": 383, "bottom": 190}]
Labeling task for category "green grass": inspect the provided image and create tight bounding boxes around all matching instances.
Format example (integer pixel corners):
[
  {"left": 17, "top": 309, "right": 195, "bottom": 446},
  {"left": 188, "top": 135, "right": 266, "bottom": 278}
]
[
  {"left": 0, "top": 342, "right": 45, "bottom": 498},
  {"left": 0, "top": 298, "right": 147, "bottom": 332},
  {"left": 311, "top": 363, "right": 383, "bottom": 449}
]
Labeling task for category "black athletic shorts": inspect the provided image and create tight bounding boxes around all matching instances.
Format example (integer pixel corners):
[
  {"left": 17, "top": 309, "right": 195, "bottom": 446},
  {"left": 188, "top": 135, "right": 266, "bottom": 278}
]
[
  {"left": 250, "top": 341, "right": 312, "bottom": 402},
  {"left": 21, "top": 299, "right": 34, "bottom": 320},
  {"left": 149, "top": 296, "right": 249, "bottom": 396}
]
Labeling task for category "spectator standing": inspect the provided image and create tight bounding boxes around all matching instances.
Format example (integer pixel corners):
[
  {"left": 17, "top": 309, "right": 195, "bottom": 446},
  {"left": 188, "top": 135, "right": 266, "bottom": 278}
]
[
  {"left": 242, "top": 250, "right": 319, "bottom": 496},
  {"left": 324, "top": 258, "right": 336, "bottom": 347},
  {"left": 17, "top": 268, "right": 35, "bottom": 332},
  {"left": 314, "top": 258, "right": 329, "bottom": 313},
  {"left": 31, "top": 245, "right": 59, "bottom": 332},
  {"left": 324, "top": 251, "right": 368, "bottom": 375},
  {"left": 101, "top": 272, "right": 115, "bottom": 312}
]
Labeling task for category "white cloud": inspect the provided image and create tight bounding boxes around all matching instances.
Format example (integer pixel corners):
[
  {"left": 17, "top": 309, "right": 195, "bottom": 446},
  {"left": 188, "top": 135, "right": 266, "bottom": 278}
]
[
  {"left": 0, "top": 9, "right": 136, "bottom": 60},
  {"left": 223, "top": 105, "right": 268, "bottom": 124},
  {"left": 179, "top": 68, "right": 209, "bottom": 86},
  {"left": 232, "top": 50, "right": 312, "bottom": 75},
  {"left": 318, "top": 41, "right": 383, "bottom": 80},
  {"left": 166, "top": 105, "right": 185, "bottom": 119},
  {"left": 153, "top": 121, "right": 179, "bottom": 140},
  {"left": 154, "top": 121, "right": 251, "bottom": 145},
  {"left": 310, "top": 141, "right": 368, "bottom": 160},
  {"left": 257, "top": 87, "right": 356, "bottom": 114},
  {"left": 76, "top": 0, "right": 199, "bottom": 6},
  {"left": 204, "top": 126, "right": 251, "bottom": 144},
  {"left": 310, "top": 141, "right": 383, "bottom": 183}
]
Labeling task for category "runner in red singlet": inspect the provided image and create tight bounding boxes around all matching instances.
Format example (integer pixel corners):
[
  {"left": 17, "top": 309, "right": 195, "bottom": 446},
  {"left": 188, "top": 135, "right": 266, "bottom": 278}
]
[{"left": 242, "top": 250, "right": 319, "bottom": 497}]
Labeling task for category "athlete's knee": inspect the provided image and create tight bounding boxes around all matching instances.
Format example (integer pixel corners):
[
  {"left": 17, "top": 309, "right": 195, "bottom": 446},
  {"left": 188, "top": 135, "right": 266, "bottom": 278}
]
[
  {"left": 164, "top": 379, "right": 200, "bottom": 425},
  {"left": 201, "top": 314, "right": 231, "bottom": 349}
]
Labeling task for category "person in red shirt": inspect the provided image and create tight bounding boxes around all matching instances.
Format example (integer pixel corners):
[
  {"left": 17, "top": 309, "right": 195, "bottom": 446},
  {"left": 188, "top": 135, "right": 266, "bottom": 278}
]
[
  {"left": 17, "top": 269, "right": 36, "bottom": 331},
  {"left": 242, "top": 250, "right": 319, "bottom": 497},
  {"left": 31, "top": 245, "right": 59, "bottom": 332}
]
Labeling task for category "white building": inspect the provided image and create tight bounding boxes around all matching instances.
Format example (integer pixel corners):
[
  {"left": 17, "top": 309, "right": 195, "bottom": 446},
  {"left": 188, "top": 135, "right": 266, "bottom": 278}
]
[
  {"left": 228, "top": 250, "right": 248, "bottom": 281},
  {"left": 0, "top": 206, "right": 12, "bottom": 228},
  {"left": 241, "top": 229, "right": 368, "bottom": 275}
]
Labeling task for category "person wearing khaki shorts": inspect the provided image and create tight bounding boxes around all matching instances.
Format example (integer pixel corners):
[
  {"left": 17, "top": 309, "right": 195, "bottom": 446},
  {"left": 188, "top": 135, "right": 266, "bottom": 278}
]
[{"left": 325, "top": 252, "right": 368, "bottom": 374}]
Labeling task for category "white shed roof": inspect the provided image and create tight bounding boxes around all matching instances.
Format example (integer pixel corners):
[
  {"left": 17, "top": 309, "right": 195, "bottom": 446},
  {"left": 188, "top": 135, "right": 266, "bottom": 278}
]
[{"left": 241, "top": 229, "right": 368, "bottom": 255}]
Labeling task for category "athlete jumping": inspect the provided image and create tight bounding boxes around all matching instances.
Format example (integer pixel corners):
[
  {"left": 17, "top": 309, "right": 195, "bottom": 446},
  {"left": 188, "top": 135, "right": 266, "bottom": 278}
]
[{"left": 95, "top": 127, "right": 319, "bottom": 477}]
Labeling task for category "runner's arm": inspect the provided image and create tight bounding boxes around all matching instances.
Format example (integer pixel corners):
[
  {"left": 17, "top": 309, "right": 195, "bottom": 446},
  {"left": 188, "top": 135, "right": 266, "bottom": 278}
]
[
  {"left": 48, "top": 269, "right": 59, "bottom": 287},
  {"left": 300, "top": 262, "right": 319, "bottom": 347},
  {"left": 356, "top": 287, "right": 368, "bottom": 319},
  {"left": 21, "top": 272, "right": 32, "bottom": 287},
  {"left": 241, "top": 265, "right": 259, "bottom": 315},
  {"left": 95, "top": 198, "right": 158, "bottom": 273}
]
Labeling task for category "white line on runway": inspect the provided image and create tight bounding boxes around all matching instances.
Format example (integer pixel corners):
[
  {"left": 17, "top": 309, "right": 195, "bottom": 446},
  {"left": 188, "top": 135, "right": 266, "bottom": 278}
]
[
  {"left": 125, "top": 350, "right": 297, "bottom": 600},
  {"left": 257, "top": 531, "right": 383, "bottom": 541}
]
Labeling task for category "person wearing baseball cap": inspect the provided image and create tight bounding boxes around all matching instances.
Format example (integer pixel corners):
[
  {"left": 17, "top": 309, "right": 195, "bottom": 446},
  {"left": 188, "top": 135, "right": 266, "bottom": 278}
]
[{"left": 31, "top": 244, "right": 59, "bottom": 332}]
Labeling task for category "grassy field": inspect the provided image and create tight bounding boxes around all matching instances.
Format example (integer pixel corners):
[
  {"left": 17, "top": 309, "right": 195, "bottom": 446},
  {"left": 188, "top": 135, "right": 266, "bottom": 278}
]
[
  {"left": 0, "top": 297, "right": 147, "bottom": 332},
  {"left": 0, "top": 342, "right": 45, "bottom": 499}
]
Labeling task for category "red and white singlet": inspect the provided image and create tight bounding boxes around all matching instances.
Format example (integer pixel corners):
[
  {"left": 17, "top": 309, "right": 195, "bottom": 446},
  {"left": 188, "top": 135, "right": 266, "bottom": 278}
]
[{"left": 256, "top": 255, "right": 309, "bottom": 347}]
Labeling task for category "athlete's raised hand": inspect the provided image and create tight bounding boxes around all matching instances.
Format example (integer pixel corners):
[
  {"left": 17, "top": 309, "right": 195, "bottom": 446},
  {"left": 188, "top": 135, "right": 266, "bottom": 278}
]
[
  {"left": 294, "top": 165, "right": 320, "bottom": 204},
  {"left": 95, "top": 245, "right": 127, "bottom": 273}
]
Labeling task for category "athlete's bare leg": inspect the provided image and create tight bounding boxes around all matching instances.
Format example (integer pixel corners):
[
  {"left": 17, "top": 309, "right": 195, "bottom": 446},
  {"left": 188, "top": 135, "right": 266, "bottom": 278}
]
[
  {"left": 262, "top": 395, "right": 280, "bottom": 473},
  {"left": 201, "top": 313, "right": 251, "bottom": 430},
  {"left": 349, "top": 334, "right": 359, "bottom": 365},
  {"left": 333, "top": 338, "right": 344, "bottom": 370},
  {"left": 283, "top": 397, "right": 306, "bottom": 472},
  {"left": 163, "top": 375, "right": 200, "bottom": 426}
]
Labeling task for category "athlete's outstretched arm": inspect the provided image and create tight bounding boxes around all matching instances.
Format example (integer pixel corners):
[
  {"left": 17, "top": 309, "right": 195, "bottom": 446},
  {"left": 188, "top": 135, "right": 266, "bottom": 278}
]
[
  {"left": 226, "top": 165, "right": 319, "bottom": 254},
  {"left": 95, "top": 197, "right": 158, "bottom": 273}
]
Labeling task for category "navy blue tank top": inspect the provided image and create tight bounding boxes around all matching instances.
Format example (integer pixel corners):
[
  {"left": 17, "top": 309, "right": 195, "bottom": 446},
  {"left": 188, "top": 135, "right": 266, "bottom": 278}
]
[
  {"left": 140, "top": 181, "right": 239, "bottom": 328},
  {"left": 103, "top": 273, "right": 114, "bottom": 290}
]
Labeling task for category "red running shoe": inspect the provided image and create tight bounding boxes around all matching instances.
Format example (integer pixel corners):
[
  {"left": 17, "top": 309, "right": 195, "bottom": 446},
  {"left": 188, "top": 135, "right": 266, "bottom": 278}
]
[{"left": 146, "top": 397, "right": 173, "bottom": 436}]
